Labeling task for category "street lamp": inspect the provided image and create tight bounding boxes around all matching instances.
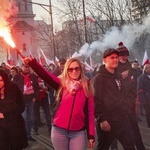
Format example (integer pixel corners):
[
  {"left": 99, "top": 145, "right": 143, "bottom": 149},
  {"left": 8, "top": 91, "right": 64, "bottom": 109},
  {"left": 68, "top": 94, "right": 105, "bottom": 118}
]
[
  {"left": 49, "top": 0, "right": 56, "bottom": 61},
  {"left": 82, "top": 0, "right": 88, "bottom": 43},
  {"left": 23, "top": 0, "right": 56, "bottom": 61}
]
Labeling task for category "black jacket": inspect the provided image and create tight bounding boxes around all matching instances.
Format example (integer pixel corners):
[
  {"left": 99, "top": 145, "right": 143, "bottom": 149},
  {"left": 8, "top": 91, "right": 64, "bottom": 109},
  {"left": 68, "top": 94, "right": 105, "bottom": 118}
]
[
  {"left": 0, "top": 82, "right": 28, "bottom": 148},
  {"left": 117, "top": 61, "right": 137, "bottom": 113},
  {"left": 93, "top": 65, "right": 128, "bottom": 124},
  {"left": 13, "top": 72, "right": 39, "bottom": 100},
  {"left": 137, "top": 73, "right": 150, "bottom": 104}
]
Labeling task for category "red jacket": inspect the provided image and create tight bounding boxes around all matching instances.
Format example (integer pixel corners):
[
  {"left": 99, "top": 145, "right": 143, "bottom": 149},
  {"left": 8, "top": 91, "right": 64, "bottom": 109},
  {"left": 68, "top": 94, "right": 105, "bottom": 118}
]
[{"left": 29, "top": 59, "right": 95, "bottom": 139}]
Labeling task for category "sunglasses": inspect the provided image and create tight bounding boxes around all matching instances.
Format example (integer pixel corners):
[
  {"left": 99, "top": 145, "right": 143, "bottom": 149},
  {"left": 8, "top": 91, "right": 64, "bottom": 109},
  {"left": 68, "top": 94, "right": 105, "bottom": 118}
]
[{"left": 68, "top": 67, "right": 81, "bottom": 72}]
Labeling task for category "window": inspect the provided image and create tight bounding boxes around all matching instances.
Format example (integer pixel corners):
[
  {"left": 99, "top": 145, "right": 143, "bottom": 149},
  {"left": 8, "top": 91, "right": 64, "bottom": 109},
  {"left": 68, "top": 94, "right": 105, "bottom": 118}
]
[
  {"left": 18, "top": 2, "right": 21, "bottom": 11},
  {"left": 23, "top": 43, "right": 26, "bottom": 51},
  {"left": 25, "top": 3, "right": 27, "bottom": 11}
]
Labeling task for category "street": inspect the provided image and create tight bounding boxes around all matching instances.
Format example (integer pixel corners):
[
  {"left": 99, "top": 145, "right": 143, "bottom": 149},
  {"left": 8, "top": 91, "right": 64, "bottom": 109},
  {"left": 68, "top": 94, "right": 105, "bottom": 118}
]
[{"left": 25, "top": 112, "right": 150, "bottom": 150}]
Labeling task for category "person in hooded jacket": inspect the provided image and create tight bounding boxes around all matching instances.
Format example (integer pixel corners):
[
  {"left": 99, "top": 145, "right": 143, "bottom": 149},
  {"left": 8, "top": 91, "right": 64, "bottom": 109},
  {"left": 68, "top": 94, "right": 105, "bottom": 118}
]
[
  {"left": 93, "top": 48, "right": 135, "bottom": 150},
  {"left": 0, "top": 69, "right": 28, "bottom": 150}
]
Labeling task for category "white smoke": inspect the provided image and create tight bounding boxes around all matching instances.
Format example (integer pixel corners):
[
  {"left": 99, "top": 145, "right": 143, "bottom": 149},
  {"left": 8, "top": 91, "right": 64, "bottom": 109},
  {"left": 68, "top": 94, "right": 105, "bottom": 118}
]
[
  {"left": 72, "top": 43, "right": 90, "bottom": 58},
  {"left": 73, "top": 13, "right": 150, "bottom": 58}
]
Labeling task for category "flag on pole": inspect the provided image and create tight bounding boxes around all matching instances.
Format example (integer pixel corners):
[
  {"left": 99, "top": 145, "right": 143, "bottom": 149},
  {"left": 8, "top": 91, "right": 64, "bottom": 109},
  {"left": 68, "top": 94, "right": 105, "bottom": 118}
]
[
  {"left": 7, "top": 51, "right": 15, "bottom": 66},
  {"left": 37, "top": 49, "right": 46, "bottom": 66},
  {"left": 142, "top": 50, "right": 149, "bottom": 66},
  {"left": 55, "top": 56, "right": 59, "bottom": 65},
  {"left": 87, "top": 16, "right": 96, "bottom": 23},
  {"left": 90, "top": 57, "right": 94, "bottom": 68},
  {"left": 28, "top": 48, "right": 33, "bottom": 58},
  {"left": 40, "top": 49, "right": 53, "bottom": 65},
  {"left": 84, "top": 61, "right": 94, "bottom": 71}
]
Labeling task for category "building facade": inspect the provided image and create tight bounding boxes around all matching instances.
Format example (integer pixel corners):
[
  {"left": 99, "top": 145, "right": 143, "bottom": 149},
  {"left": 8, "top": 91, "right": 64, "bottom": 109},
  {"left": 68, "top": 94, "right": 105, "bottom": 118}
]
[{"left": 9, "top": 0, "right": 36, "bottom": 65}]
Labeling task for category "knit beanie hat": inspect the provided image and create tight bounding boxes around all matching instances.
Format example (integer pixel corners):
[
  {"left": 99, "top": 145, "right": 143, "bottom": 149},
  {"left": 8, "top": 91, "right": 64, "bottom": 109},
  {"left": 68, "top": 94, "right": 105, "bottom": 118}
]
[{"left": 116, "top": 42, "right": 129, "bottom": 56}]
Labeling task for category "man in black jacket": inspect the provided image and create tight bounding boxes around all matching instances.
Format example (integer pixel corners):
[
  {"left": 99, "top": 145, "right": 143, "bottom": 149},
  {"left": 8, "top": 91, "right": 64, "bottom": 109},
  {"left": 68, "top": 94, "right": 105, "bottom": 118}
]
[
  {"left": 137, "top": 63, "right": 150, "bottom": 128},
  {"left": 117, "top": 42, "right": 145, "bottom": 150},
  {"left": 13, "top": 64, "right": 39, "bottom": 142},
  {"left": 93, "top": 49, "right": 135, "bottom": 150}
]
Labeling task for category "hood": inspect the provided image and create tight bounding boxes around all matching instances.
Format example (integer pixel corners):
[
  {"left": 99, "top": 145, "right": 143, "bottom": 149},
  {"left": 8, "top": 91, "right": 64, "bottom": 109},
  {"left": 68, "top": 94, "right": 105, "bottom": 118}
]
[{"left": 98, "top": 65, "right": 120, "bottom": 79}]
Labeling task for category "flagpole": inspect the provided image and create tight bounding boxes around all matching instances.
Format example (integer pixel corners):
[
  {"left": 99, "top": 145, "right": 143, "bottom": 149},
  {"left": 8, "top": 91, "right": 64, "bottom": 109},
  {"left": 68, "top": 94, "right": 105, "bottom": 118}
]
[
  {"left": 82, "top": 0, "right": 88, "bottom": 43},
  {"left": 49, "top": 0, "right": 56, "bottom": 61}
]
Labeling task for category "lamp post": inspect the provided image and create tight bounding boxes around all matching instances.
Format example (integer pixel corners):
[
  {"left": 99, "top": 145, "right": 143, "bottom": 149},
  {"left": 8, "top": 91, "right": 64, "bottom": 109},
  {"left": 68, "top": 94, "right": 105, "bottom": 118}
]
[
  {"left": 23, "top": 0, "right": 56, "bottom": 61},
  {"left": 49, "top": 0, "right": 56, "bottom": 61},
  {"left": 82, "top": 0, "right": 88, "bottom": 43}
]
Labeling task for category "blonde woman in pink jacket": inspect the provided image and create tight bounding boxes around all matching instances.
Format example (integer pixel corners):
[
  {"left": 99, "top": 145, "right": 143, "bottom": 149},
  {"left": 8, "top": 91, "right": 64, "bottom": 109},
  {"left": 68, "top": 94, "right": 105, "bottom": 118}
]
[{"left": 25, "top": 57, "right": 95, "bottom": 150}]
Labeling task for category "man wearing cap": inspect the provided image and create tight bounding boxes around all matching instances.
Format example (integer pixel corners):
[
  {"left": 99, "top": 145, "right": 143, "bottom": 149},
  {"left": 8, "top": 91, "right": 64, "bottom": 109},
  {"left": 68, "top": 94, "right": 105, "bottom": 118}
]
[
  {"left": 93, "top": 48, "right": 135, "bottom": 150},
  {"left": 49, "top": 58, "right": 66, "bottom": 105},
  {"left": 52, "top": 58, "right": 66, "bottom": 76},
  {"left": 117, "top": 42, "right": 145, "bottom": 150},
  {"left": 13, "top": 64, "right": 39, "bottom": 142}
]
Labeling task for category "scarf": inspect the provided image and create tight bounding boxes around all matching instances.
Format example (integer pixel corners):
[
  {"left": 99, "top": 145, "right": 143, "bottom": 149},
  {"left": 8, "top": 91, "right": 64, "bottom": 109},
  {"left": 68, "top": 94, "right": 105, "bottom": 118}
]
[
  {"left": 21, "top": 73, "right": 34, "bottom": 95},
  {"left": 65, "top": 79, "right": 81, "bottom": 95}
]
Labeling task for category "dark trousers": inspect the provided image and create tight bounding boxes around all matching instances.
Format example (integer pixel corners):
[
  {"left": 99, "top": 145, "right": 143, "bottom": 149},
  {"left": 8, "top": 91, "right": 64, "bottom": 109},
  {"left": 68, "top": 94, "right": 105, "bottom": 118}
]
[
  {"left": 96, "top": 121, "right": 135, "bottom": 150},
  {"left": 49, "top": 89, "right": 55, "bottom": 105},
  {"left": 128, "top": 112, "right": 145, "bottom": 150},
  {"left": 143, "top": 103, "right": 150, "bottom": 128},
  {"left": 33, "top": 96, "right": 51, "bottom": 133},
  {"left": 110, "top": 139, "right": 118, "bottom": 149},
  {"left": 22, "top": 94, "right": 34, "bottom": 138}
]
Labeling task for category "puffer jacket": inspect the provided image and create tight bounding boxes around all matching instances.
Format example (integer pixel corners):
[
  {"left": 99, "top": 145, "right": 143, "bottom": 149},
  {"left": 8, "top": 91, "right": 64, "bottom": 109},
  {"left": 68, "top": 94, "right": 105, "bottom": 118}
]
[{"left": 28, "top": 59, "right": 95, "bottom": 139}]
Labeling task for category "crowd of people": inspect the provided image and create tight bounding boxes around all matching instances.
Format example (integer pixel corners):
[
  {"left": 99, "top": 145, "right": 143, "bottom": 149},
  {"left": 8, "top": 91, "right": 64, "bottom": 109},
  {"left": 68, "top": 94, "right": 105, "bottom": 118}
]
[{"left": 0, "top": 41, "right": 149, "bottom": 150}]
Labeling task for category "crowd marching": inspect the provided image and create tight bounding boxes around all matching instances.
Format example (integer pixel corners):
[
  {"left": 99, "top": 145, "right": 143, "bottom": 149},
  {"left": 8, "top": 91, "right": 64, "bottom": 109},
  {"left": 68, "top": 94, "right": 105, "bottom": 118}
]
[{"left": 0, "top": 42, "right": 149, "bottom": 150}]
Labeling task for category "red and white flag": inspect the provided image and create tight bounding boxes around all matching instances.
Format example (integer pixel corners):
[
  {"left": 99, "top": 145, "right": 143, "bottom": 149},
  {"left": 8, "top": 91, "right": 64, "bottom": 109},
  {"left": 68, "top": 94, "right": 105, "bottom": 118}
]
[
  {"left": 37, "top": 49, "right": 46, "bottom": 66},
  {"left": 40, "top": 49, "right": 53, "bottom": 66},
  {"left": 90, "top": 57, "right": 94, "bottom": 68},
  {"left": 28, "top": 48, "right": 33, "bottom": 58},
  {"left": 142, "top": 50, "right": 149, "bottom": 66},
  {"left": 84, "top": 61, "right": 94, "bottom": 72},
  {"left": 7, "top": 52, "right": 15, "bottom": 66},
  {"left": 55, "top": 56, "right": 59, "bottom": 65},
  {"left": 87, "top": 16, "right": 96, "bottom": 23}
]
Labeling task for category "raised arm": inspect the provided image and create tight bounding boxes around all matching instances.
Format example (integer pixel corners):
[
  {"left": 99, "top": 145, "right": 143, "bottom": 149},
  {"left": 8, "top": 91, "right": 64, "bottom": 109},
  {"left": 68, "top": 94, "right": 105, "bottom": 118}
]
[{"left": 25, "top": 58, "right": 60, "bottom": 90}]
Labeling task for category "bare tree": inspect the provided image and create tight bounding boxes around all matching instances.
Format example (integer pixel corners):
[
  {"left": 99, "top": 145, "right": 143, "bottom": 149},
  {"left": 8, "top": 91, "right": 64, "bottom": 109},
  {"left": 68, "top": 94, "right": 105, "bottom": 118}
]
[
  {"left": 131, "top": 0, "right": 150, "bottom": 23},
  {"left": 133, "top": 31, "right": 150, "bottom": 64},
  {"left": 54, "top": 0, "right": 85, "bottom": 55},
  {"left": 33, "top": 20, "right": 53, "bottom": 58}
]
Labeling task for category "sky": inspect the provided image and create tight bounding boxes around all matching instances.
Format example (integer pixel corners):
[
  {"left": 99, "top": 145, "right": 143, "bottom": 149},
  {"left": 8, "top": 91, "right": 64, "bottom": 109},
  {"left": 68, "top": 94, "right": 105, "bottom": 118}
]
[
  {"left": 32, "top": 0, "right": 59, "bottom": 27},
  {"left": 32, "top": 0, "right": 49, "bottom": 20}
]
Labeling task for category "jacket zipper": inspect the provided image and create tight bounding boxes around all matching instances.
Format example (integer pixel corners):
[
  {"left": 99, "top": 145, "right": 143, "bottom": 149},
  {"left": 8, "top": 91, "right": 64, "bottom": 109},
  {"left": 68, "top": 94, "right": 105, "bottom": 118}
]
[{"left": 67, "top": 94, "right": 76, "bottom": 132}]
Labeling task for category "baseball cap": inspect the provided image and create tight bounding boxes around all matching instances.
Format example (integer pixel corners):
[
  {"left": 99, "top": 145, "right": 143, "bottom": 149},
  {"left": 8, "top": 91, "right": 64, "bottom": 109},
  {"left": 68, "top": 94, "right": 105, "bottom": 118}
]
[{"left": 102, "top": 48, "right": 119, "bottom": 58}]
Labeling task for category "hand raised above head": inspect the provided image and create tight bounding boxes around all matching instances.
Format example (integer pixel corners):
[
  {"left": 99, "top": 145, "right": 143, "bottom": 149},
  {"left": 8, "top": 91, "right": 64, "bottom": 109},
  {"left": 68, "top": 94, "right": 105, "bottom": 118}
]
[{"left": 23, "top": 57, "right": 33, "bottom": 65}]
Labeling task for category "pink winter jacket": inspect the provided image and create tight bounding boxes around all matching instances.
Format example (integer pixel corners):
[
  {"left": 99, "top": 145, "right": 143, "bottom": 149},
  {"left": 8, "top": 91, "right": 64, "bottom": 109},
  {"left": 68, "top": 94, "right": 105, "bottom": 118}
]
[{"left": 28, "top": 59, "right": 95, "bottom": 139}]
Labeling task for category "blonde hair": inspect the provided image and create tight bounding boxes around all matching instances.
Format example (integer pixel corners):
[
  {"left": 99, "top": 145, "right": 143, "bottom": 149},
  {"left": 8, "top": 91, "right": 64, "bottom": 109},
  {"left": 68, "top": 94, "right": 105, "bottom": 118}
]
[{"left": 55, "top": 58, "right": 94, "bottom": 101}]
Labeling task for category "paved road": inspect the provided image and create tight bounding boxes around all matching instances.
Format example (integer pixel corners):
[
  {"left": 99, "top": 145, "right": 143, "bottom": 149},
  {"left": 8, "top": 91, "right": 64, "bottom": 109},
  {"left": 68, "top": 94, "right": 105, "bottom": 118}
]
[{"left": 24, "top": 114, "right": 150, "bottom": 150}]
